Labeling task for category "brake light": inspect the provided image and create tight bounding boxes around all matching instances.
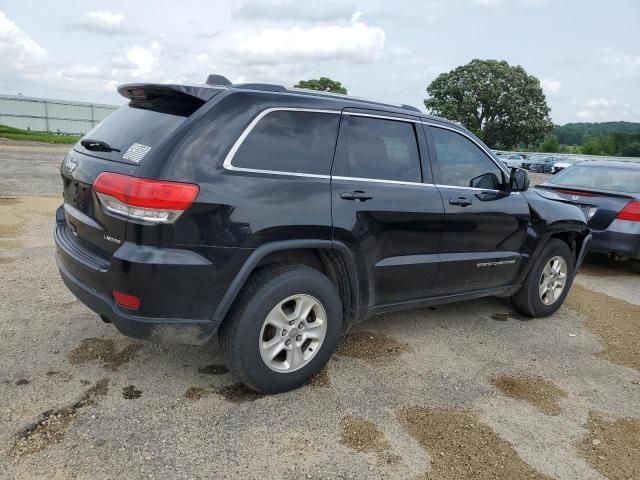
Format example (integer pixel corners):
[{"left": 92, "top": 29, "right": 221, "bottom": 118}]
[
  {"left": 616, "top": 200, "right": 640, "bottom": 222},
  {"left": 554, "top": 189, "right": 598, "bottom": 197},
  {"left": 113, "top": 290, "right": 140, "bottom": 310},
  {"left": 94, "top": 172, "right": 199, "bottom": 223}
]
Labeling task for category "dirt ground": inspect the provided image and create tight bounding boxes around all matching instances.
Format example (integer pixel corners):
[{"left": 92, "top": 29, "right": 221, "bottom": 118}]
[{"left": 1, "top": 141, "right": 639, "bottom": 479}]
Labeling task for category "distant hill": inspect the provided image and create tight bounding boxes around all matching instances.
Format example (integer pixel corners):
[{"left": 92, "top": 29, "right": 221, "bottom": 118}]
[{"left": 553, "top": 122, "right": 640, "bottom": 145}]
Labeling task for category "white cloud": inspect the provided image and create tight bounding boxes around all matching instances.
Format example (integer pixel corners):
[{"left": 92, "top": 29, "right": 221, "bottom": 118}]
[
  {"left": 0, "top": 9, "right": 47, "bottom": 71},
  {"left": 74, "top": 11, "right": 128, "bottom": 35},
  {"left": 232, "top": 0, "right": 354, "bottom": 22},
  {"left": 470, "top": 0, "right": 504, "bottom": 7},
  {"left": 576, "top": 110, "right": 595, "bottom": 120},
  {"left": 541, "top": 78, "right": 562, "bottom": 95},
  {"left": 234, "top": 19, "right": 385, "bottom": 63},
  {"left": 585, "top": 97, "right": 613, "bottom": 108}
]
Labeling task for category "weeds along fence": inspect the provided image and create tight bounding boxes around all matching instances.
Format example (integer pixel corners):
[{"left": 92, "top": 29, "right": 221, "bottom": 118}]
[{"left": 0, "top": 94, "right": 118, "bottom": 136}]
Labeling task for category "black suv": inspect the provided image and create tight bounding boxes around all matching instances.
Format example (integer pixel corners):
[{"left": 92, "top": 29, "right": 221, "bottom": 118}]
[{"left": 55, "top": 77, "right": 591, "bottom": 393}]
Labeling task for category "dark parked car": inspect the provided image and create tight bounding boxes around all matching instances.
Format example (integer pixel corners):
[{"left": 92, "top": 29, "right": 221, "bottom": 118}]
[
  {"left": 523, "top": 156, "right": 559, "bottom": 173},
  {"left": 537, "top": 161, "right": 640, "bottom": 271},
  {"left": 55, "top": 76, "right": 591, "bottom": 393}
]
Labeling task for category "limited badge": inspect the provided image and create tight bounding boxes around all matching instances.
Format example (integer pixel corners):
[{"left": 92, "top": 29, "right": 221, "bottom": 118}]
[{"left": 123, "top": 143, "right": 152, "bottom": 163}]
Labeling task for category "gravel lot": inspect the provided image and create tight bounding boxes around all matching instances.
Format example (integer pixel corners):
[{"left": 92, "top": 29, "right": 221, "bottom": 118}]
[{"left": 1, "top": 140, "right": 639, "bottom": 479}]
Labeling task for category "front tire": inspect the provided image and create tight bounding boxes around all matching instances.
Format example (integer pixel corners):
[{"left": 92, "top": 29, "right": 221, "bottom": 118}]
[
  {"left": 220, "top": 264, "right": 342, "bottom": 393},
  {"left": 512, "top": 239, "right": 574, "bottom": 317}
]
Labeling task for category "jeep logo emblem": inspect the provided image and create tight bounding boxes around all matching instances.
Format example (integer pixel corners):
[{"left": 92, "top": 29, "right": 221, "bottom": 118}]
[{"left": 64, "top": 157, "right": 78, "bottom": 174}]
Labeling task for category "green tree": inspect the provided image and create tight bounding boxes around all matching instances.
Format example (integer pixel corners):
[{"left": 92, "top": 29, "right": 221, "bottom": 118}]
[
  {"left": 424, "top": 59, "right": 552, "bottom": 149},
  {"left": 294, "top": 77, "right": 347, "bottom": 94},
  {"left": 620, "top": 142, "right": 640, "bottom": 157},
  {"left": 581, "top": 135, "right": 617, "bottom": 155},
  {"left": 538, "top": 133, "right": 560, "bottom": 153}
]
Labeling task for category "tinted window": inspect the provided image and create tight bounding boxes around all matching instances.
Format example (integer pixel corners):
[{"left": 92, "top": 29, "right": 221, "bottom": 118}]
[
  {"left": 338, "top": 116, "right": 421, "bottom": 182},
  {"left": 77, "top": 106, "right": 186, "bottom": 164},
  {"left": 431, "top": 127, "right": 505, "bottom": 190},
  {"left": 233, "top": 110, "right": 339, "bottom": 175},
  {"left": 550, "top": 165, "right": 640, "bottom": 193}
]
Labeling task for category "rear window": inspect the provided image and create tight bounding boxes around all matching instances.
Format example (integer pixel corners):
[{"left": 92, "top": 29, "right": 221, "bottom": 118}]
[
  {"left": 549, "top": 165, "right": 640, "bottom": 193},
  {"left": 232, "top": 110, "right": 340, "bottom": 175},
  {"left": 75, "top": 106, "right": 187, "bottom": 163}
]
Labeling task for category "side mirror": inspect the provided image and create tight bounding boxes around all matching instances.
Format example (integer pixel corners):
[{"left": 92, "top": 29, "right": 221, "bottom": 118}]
[{"left": 510, "top": 168, "right": 530, "bottom": 192}]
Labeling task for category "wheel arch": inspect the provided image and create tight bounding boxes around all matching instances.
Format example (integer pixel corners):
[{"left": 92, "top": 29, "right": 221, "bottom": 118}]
[{"left": 213, "top": 240, "right": 361, "bottom": 330}]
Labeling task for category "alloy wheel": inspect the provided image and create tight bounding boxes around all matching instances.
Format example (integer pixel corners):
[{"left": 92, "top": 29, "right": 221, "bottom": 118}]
[{"left": 258, "top": 294, "right": 327, "bottom": 372}]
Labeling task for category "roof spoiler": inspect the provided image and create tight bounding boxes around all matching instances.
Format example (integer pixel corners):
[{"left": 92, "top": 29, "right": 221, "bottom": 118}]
[
  {"left": 117, "top": 83, "right": 222, "bottom": 117},
  {"left": 118, "top": 83, "right": 220, "bottom": 102}
]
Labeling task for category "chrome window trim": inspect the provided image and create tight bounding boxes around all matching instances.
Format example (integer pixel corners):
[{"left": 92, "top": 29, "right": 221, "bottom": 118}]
[
  {"left": 343, "top": 111, "right": 419, "bottom": 123},
  {"left": 422, "top": 121, "right": 511, "bottom": 177},
  {"left": 435, "top": 184, "right": 520, "bottom": 195},
  {"left": 332, "top": 176, "right": 436, "bottom": 187},
  {"left": 223, "top": 107, "right": 340, "bottom": 178},
  {"left": 435, "top": 184, "right": 499, "bottom": 193}
]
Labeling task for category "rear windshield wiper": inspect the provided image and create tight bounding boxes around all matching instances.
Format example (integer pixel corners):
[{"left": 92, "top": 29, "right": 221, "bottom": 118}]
[{"left": 80, "top": 139, "right": 121, "bottom": 153}]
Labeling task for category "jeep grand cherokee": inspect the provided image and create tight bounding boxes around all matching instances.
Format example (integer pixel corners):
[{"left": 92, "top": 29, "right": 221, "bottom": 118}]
[{"left": 55, "top": 76, "right": 591, "bottom": 393}]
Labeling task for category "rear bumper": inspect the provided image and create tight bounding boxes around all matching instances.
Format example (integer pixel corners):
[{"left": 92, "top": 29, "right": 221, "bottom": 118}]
[
  {"left": 54, "top": 215, "right": 227, "bottom": 345},
  {"left": 57, "top": 260, "right": 220, "bottom": 344},
  {"left": 590, "top": 219, "right": 640, "bottom": 260}
]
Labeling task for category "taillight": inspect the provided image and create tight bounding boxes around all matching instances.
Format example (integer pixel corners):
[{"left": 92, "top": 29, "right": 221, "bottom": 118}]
[
  {"left": 113, "top": 290, "right": 140, "bottom": 310},
  {"left": 616, "top": 200, "right": 640, "bottom": 222},
  {"left": 94, "top": 172, "right": 199, "bottom": 223}
]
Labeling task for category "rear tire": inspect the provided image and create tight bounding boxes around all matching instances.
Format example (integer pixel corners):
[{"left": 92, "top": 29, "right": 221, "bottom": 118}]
[
  {"left": 220, "top": 264, "right": 342, "bottom": 394},
  {"left": 512, "top": 239, "right": 574, "bottom": 317}
]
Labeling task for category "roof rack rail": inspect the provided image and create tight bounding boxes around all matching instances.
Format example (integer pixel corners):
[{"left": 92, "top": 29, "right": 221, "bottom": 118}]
[
  {"left": 401, "top": 104, "right": 421, "bottom": 113},
  {"left": 232, "top": 83, "right": 287, "bottom": 92}
]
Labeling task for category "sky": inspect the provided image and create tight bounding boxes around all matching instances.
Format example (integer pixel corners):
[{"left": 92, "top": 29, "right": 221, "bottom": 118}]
[{"left": 0, "top": 0, "right": 638, "bottom": 125}]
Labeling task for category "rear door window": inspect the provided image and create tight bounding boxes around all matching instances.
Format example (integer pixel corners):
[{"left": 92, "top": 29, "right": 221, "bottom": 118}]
[
  {"left": 333, "top": 115, "right": 422, "bottom": 182},
  {"left": 76, "top": 106, "right": 188, "bottom": 164},
  {"left": 231, "top": 110, "right": 340, "bottom": 175}
]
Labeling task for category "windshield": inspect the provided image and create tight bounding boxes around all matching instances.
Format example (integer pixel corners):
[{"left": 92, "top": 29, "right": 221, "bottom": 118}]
[{"left": 549, "top": 165, "right": 640, "bottom": 193}]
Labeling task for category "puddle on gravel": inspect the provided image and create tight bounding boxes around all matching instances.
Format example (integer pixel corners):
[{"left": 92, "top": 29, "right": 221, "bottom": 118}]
[
  {"left": 491, "top": 375, "right": 567, "bottom": 416},
  {"left": 122, "top": 385, "right": 142, "bottom": 399},
  {"left": 10, "top": 379, "right": 109, "bottom": 457},
  {"left": 340, "top": 415, "right": 399, "bottom": 465},
  {"left": 15, "top": 378, "right": 30, "bottom": 386},
  {"left": 565, "top": 283, "right": 640, "bottom": 370},
  {"left": 198, "top": 364, "right": 229, "bottom": 375},
  {"left": 307, "top": 368, "right": 331, "bottom": 388},
  {"left": 214, "top": 384, "right": 265, "bottom": 404},
  {"left": 185, "top": 387, "right": 209, "bottom": 401},
  {"left": 576, "top": 411, "right": 640, "bottom": 480},
  {"left": 397, "top": 407, "right": 551, "bottom": 480},
  {"left": 336, "top": 330, "right": 409, "bottom": 364},
  {"left": 68, "top": 338, "right": 142, "bottom": 370}
]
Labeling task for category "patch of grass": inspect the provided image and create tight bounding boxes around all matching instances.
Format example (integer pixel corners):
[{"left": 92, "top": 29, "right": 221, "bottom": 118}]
[{"left": 0, "top": 124, "right": 80, "bottom": 144}]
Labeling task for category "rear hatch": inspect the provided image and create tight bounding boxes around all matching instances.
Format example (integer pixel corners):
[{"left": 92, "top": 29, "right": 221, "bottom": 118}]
[
  {"left": 61, "top": 83, "right": 220, "bottom": 257},
  {"left": 536, "top": 164, "right": 640, "bottom": 230}
]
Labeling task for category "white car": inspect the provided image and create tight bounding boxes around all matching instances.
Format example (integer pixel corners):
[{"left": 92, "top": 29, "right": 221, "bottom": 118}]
[
  {"left": 503, "top": 154, "right": 528, "bottom": 168},
  {"left": 551, "top": 159, "right": 583, "bottom": 174}
]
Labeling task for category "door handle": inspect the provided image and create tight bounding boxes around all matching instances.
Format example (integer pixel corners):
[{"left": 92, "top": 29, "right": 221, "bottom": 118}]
[
  {"left": 449, "top": 196, "right": 473, "bottom": 207},
  {"left": 340, "top": 190, "right": 373, "bottom": 202}
]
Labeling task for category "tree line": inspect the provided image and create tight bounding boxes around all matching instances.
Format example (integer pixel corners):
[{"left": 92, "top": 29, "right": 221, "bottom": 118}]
[{"left": 296, "top": 60, "right": 639, "bottom": 157}]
